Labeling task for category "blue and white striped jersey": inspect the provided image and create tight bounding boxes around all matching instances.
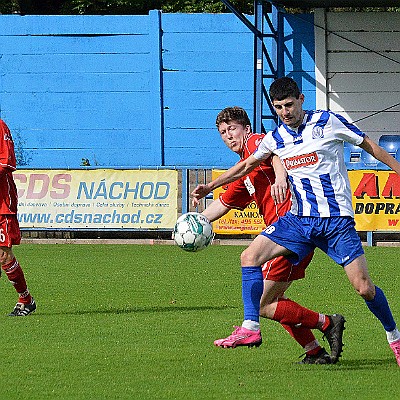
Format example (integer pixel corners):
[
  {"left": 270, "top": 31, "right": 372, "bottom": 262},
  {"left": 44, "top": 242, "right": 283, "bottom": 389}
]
[{"left": 253, "top": 110, "right": 365, "bottom": 217}]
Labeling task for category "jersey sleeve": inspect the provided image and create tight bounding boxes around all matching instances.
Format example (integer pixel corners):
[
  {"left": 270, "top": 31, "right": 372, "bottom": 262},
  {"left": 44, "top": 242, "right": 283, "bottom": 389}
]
[
  {"left": 331, "top": 112, "right": 365, "bottom": 146},
  {"left": 0, "top": 120, "right": 16, "bottom": 170},
  {"left": 252, "top": 133, "right": 273, "bottom": 160}
]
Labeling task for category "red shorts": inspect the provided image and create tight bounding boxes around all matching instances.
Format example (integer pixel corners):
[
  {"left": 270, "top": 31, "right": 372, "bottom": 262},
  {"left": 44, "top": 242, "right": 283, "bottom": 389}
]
[
  {"left": 262, "top": 251, "right": 313, "bottom": 282},
  {"left": 0, "top": 215, "right": 21, "bottom": 247}
]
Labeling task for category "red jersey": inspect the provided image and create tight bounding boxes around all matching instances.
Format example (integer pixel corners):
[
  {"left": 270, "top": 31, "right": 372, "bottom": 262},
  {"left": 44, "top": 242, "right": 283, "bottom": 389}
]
[
  {"left": 219, "top": 132, "right": 291, "bottom": 226},
  {"left": 0, "top": 119, "right": 18, "bottom": 214}
]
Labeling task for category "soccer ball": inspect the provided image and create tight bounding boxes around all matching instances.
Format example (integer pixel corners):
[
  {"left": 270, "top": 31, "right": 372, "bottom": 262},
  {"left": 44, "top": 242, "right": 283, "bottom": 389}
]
[{"left": 173, "top": 212, "right": 214, "bottom": 252}]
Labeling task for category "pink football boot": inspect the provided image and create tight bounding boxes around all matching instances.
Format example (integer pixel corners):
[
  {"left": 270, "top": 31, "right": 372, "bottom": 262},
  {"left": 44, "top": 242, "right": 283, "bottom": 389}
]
[{"left": 214, "top": 326, "right": 262, "bottom": 348}]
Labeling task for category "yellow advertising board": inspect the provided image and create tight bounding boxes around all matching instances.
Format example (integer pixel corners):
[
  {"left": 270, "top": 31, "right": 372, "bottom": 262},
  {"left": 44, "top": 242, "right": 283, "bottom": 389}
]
[
  {"left": 349, "top": 170, "right": 400, "bottom": 231},
  {"left": 211, "top": 169, "right": 265, "bottom": 234},
  {"left": 15, "top": 169, "right": 178, "bottom": 229},
  {"left": 212, "top": 169, "right": 400, "bottom": 234}
]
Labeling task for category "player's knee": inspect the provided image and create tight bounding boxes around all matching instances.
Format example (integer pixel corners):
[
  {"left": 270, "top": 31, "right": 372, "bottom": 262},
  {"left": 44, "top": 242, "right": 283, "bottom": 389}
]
[
  {"left": 0, "top": 248, "right": 14, "bottom": 265},
  {"left": 0, "top": 250, "right": 9, "bottom": 265},
  {"left": 355, "top": 280, "right": 375, "bottom": 300},
  {"left": 241, "top": 248, "right": 258, "bottom": 266}
]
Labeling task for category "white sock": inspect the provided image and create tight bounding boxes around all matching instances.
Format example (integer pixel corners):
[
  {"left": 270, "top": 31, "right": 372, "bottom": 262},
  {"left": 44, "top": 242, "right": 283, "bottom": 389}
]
[
  {"left": 304, "top": 340, "right": 320, "bottom": 353},
  {"left": 242, "top": 319, "right": 260, "bottom": 331},
  {"left": 386, "top": 327, "right": 400, "bottom": 343}
]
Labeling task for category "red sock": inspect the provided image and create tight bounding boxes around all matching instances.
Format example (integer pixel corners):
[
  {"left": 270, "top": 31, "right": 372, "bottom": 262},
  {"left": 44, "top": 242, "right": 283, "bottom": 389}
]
[
  {"left": 281, "top": 324, "right": 322, "bottom": 355},
  {"left": 321, "top": 316, "right": 331, "bottom": 331},
  {"left": 273, "top": 298, "right": 320, "bottom": 329},
  {"left": 281, "top": 323, "right": 315, "bottom": 347},
  {"left": 2, "top": 258, "right": 32, "bottom": 304}
]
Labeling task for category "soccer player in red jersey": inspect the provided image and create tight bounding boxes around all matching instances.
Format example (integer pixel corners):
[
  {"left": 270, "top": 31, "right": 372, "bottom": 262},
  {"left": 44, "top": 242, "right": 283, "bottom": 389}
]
[
  {"left": 0, "top": 119, "right": 36, "bottom": 316},
  {"left": 200, "top": 107, "right": 344, "bottom": 364}
]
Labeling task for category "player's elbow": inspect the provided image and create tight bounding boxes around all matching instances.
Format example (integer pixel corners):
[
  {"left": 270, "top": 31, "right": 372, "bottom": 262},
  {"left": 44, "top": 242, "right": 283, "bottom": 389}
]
[{"left": 242, "top": 159, "right": 259, "bottom": 175}]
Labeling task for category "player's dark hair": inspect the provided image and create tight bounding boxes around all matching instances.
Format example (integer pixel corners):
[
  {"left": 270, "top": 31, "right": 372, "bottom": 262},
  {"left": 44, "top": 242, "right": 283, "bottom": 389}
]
[
  {"left": 216, "top": 106, "right": 251, "bottom": 129},
  {"left": 269, "top": 77, "right": 301, "bottom": 101}
]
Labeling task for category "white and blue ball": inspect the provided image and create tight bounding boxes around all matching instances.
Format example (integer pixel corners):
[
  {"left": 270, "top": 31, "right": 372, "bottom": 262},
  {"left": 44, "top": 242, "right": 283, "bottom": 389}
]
[{"left": 173, "top": 212, "right": 214, "bottom": 252}]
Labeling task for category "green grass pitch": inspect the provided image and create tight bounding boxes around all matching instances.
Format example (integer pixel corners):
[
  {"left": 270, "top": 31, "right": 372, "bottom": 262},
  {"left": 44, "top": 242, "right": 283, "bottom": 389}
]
[{"left": 0, "top": 243, "right": 398, "bottom": 399}]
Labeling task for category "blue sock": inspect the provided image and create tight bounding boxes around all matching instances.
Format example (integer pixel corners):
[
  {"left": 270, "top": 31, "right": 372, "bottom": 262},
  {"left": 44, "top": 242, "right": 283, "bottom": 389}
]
[
  {"left": 365, "top": 286, "right": 396, "bottom": 332},
  {"left": 241, "top": 266, "right": 263, "bottom": 323}
]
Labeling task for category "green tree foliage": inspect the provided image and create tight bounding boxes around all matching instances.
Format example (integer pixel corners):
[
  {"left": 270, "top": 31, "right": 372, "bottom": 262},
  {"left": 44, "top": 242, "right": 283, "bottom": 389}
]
[
  {"left": 160, "top": 0, "right": 253, "bottom": 13},
  {"left": 2, "top": 0, "right": 254, "bottom": 15},
  {"left": 1, "top": 1, "right": 399, "bottom": 15},
  {"left": 62, "top": 1, "right": 162, "bottom": 15},
  {"left": 0, "top": 0, "right": 18, "bottom": 13}
]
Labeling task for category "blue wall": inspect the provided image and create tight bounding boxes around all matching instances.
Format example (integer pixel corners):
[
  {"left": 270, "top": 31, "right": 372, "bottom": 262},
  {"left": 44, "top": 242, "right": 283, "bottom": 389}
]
[{"left": 0, "top": 11, "right": 315, "bottom": 169}]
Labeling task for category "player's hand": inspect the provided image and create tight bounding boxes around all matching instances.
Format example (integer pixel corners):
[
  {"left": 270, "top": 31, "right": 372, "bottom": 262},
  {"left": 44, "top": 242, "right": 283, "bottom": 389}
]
[
  {"left": 191, "top": 184, "right": 211, "bottom": 207},
  {"left": 271, "top": 178, "right": 287, "bottom": 204}
]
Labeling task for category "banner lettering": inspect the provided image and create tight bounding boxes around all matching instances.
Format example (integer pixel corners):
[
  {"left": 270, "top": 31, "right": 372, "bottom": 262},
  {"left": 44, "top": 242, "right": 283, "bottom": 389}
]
[{"left": 15, "top": 169, "right": 178, "bottom": 229}]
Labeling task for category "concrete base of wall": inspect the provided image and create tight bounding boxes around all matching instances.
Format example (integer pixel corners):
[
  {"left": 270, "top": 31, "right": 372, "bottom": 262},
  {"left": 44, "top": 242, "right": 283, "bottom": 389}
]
[{"left": 20, "top": 231, "right": 400, "bottom": 247}]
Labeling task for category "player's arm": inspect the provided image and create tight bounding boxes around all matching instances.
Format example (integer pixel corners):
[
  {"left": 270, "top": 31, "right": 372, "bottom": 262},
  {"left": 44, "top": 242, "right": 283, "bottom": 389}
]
[
  {"left": 202, "top": 198, "right": 230, "bottom": 222},
  {"left": 270, "top": 155, "right": 287, "bottom": 204},
  {"left": 359, "top": 136, "right": 400, "bottom": 175},
  {"left": 191, "top": 155, "right": 262, "bottom": 206}
]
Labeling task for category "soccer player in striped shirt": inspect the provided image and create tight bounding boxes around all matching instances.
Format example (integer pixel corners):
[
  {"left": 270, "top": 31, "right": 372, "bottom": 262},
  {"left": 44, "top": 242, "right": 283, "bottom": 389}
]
[
  {"left": 0, "top": 119, "right": 36, "bottom": 316},
  {"left": 201, "top": 106, "right": 344, "bottom": 364},
  {"left": 191, "top": 78, "right": 400, "bottom": 366}
]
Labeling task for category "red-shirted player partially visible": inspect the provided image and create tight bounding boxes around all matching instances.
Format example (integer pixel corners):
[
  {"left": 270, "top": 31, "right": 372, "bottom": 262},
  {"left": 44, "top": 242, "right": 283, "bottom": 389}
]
[
  {"left": 0, "top": 119, "right": 36, "bottom": 316},
  {"left": 200, "top": 107, "right": 345, "bottom": 364}
]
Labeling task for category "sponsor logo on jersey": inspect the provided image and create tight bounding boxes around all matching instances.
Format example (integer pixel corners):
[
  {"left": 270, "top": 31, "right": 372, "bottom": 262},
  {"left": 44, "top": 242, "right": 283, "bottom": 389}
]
[
  {"left": 244, "top": 176, "right": 255, "bottom": 195},
  {"left": 283, "top": 152, "right": 319, "bottom": 170}
]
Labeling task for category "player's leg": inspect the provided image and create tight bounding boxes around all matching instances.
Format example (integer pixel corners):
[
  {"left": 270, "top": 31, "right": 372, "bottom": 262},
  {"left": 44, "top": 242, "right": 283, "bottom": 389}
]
[
  {"left": 214, "top": 234, "right": 288, "bottom": 349},
  {"left": 0, "top": 215, "right": 36, "bottom": 316},
  {"left": 321, "top": 216, "right": 399, "bottom": 366},
  {"left": 260, "top": 252, "right": 326, "bottom": 325},
  {"left": 240, "top": 234, "right": 289, "bottom": 329},
  {"left": 263, "top": 215, "right": 348, "bottom": 363},
  {"left": 260, "top": 279, "right": 328, "bottom": 364},
  {"left": 0, "top": 246, "right": 35, "bottom": 316},
  {"left": 260, "top": 278, "right": 339, "bottom": 364},
  {"left": 345, "top": 254, "right": 400, "bottom": 366}
]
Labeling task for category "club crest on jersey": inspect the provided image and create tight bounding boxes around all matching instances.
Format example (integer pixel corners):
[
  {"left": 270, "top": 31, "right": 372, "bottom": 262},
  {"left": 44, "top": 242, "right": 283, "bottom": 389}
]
[
  {"left": 312, "top": 126, "right": 324, "bottom": 139},
  {"left": 283, "top": 152, "right": 319, "bottom": 170}
]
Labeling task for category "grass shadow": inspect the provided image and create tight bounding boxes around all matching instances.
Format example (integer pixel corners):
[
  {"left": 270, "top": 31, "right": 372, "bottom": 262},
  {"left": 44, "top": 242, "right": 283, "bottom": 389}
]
[
  {"left": 331, "top": 358, "right": 396, "bottom": 370},
  {"left": 37, "top": 304, "right": 239, "bottom": 316}
]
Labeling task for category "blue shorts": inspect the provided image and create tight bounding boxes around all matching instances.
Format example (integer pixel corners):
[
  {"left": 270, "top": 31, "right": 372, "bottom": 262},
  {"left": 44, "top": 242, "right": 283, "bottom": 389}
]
[{"left": 260, "top": 212, "right": 364, "bottom": 267}]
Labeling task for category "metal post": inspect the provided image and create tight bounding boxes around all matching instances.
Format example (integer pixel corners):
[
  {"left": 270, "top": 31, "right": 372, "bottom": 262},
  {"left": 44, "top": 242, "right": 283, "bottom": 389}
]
[
  {"left": 367, "top": 231, "right": 373, "bottom": 247},
  {"left": 254, "top": 0, "right": 264, "bottom": 134},
  {"left": 181, "top": 169, "right": 190, "bottom": 214}
]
